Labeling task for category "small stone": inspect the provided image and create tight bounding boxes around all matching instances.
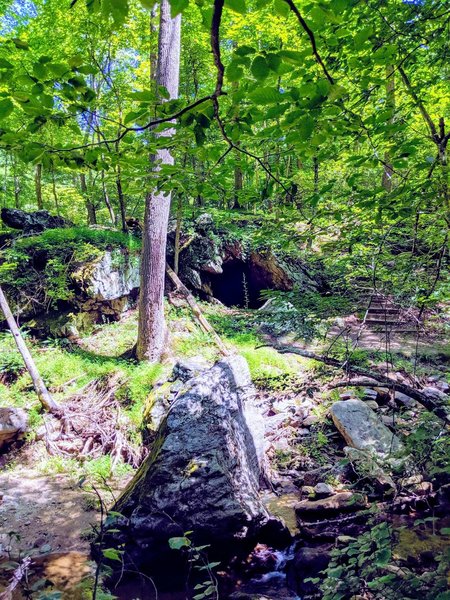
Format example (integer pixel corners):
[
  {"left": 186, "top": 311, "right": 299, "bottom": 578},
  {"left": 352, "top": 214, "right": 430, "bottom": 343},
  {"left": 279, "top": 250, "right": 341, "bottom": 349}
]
[
  {"left": 399, "top": 474, "right": 423, "bottom": 487},
  {"left": 314, "top": 483, "right": 334, "bottom": 498},
  {"left": 339, "top": 391, "right": 353, "bottom": 400},
  {"left": 364, "top": 400, "right": 379, "bottom": 410},
  {"left": 303, "top": 415, "right": 319, "bottom": 427},
  {"left": 363, "top": 389, "right": 378, "bottom": 401},
  {"left": 394, "top": 391, "right": 417, "bottom": 409},
  {"left": 297, "top": 428, "right": 310, "bottom": 436},
  {"left": 295, "top": 492, "right": 368, "bottom": 517},
  {"left": 410, "top": 482, "right": 433, "bottom": 496},
  {"left": 301, "top": 486, "right": 316, "bottom": 497},
  {"left": 422, "top": 386, "right": 448, "bottom": 403},
  {"left": 381, "top": 415, "right": 396, "bottom": 427}
]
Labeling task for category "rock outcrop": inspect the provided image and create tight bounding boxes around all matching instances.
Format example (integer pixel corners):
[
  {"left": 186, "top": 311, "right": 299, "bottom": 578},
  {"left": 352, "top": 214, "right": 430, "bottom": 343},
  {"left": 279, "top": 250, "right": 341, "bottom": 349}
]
[
  {"left": 103, "top": 355, "right": 288, "bottom": 572},
  {"left": 330, "top": 399, "right": 403, "bottom": 456},
  {"left": 168, "top": 213, "right": 325, "bottom": 307},
  {"left": 1, "top": 208, "right": 71, "bottom": 233},
  {"left": 74, "top": 249, "right": 140, "bottom": 321},
  {"left": 0, "top": 407, "right": 28, "bottom": 450}
]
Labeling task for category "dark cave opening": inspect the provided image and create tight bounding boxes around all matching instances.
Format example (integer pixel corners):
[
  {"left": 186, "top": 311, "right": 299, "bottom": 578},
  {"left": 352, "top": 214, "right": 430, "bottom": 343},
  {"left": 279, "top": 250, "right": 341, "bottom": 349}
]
[{"left": 208, "top": 260, "right": 266, "bottom": 308}]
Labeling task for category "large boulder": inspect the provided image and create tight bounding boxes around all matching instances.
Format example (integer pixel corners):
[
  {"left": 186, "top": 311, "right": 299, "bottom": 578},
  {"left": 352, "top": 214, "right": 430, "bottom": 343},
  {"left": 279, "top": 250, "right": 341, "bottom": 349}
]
[
  {"left": 330, "top": 399, "right": 403, "bottom": 456},
  {"left": 1, "top": 208, "right": 71, "bottom": 233},
  {"left": 103, "top": 356, "right": 288, "bottom": 572},
  {"left": 0, "top": 407, "right": 28, "bottom": 450}
]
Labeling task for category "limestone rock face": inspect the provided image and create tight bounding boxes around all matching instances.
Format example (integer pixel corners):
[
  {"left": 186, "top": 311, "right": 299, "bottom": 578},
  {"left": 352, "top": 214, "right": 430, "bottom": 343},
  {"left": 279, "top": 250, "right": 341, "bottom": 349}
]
[
  {"left": 0, "top": 408, "right": 28, "bottom": 450},
  {"left": 105, "top": 356, "right": 288, "bottom": 570},
  {"left": 330, "top": 399, "right": 403, "bottom": 455},
  {"left": 83, "top": 250, "right": 140, "bottom": 302}
]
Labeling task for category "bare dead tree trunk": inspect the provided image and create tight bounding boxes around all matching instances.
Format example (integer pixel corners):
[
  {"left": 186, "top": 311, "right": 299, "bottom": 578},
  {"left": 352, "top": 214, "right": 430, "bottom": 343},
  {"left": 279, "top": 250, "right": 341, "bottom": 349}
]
[
  {"left": 0, "top": 286, "right": 59, "bottom": 413},
  {"left": 137, "top": 0, "right": 181, "bottom": 362},
  {"left": 166, "top": 264, "right": 229, "bottom": 356},
  {"left": 35, "top": 163, "right": 43, "bottom": 209}
]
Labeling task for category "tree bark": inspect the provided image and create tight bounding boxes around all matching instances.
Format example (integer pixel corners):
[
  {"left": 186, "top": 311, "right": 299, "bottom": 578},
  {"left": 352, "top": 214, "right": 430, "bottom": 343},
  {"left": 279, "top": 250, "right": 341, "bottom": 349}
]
[
  {"left": 35, "top": 163, "right": 43, "bottom": 209},
  {"left": 174, "top": 195, "right": 182, "bottom": 275},
  {"left": 136, "top": 0, "right": 181, "bottom": 362},
  {"left": 80, "top": 173, "right": 97, "bottom": 224},
  {"left": 115, "top": 161, "right": 128, "bottom": 233},
  {"left": 382, "top": 65, "right": 395, "bottom": 191},
  {"left": 51, "top": 168, "right": 60, "bottom": 215},
  {"left": 0, "top": 285, "right": 59, "bottom": 413}
]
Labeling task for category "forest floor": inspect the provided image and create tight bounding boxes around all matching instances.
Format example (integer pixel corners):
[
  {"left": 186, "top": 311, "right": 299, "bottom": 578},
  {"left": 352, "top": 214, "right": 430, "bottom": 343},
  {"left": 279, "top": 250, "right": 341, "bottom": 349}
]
[{"left": 0, "top": 301, "right": 449, "bottom": 598}]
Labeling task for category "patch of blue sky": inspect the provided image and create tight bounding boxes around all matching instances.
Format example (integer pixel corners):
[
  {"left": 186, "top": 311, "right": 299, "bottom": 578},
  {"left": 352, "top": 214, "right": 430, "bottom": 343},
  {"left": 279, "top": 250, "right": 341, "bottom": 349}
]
[{"left": 1, "top": 0, "right": 37, "bottom": 35}]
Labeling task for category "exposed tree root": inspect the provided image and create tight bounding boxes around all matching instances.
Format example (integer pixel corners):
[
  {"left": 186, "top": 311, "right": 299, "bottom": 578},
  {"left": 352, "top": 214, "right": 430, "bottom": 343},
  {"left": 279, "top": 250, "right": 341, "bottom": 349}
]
[{"left": 45, "top": 373, "right": 144, "bottom": 469}]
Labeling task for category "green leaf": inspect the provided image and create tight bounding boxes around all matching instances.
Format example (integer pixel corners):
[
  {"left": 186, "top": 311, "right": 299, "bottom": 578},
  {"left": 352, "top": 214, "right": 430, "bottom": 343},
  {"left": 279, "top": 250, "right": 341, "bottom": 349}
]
[
  {"left": 236, "top": 45, "right": 255, "bottom": 56},
  {"left": 266, "top": 53, "right": 281, "bottom": 72},
  {"left": 249, "top": 87, "right": 282, "bottom": 104},
  {"left": 139, "top": 0, "right": 155, "bottom": 7},
  {"left": 12, "top": 38, "right": 29, "bottom": 50},
  {"left": 169, "top": 0, "right": 189, "bottom": 17},
  {"left": 33, "top": 63, "right": 48, "bottom": 80},
  {"left": 168, "top": 536, "right": 191, "bottom": 550},
  {"left": 279, "top": 49, "right": 308, "bottom": 64},
  {"left": 251, "top": 56, "right": 270, "bottom": 80},
  {"left": 354, "top": 26, "right": 373, "bottom": 49},
  {"left": 0, "top": 58, "right": 13, "bottom": 69},
  {"left": 102, "top": 548, "right": 122, "bottom": 561},
  {"left": 0, "top": 98, "right": 14, "bottom": 119},
  {"left": 274, "top": 0, "right": 290, "bottom": 17},
  {"left": 440, "top": 528, "right": 450, "bottom": 535},
  {"left": 103, "top": 0, "right": 130, "bottom": 26},
  {"left": 226, "top": 61, "right": 244, "bottom": 82},
  {"left": 225, "top": 0, "right": 246, "bottom": 14}
]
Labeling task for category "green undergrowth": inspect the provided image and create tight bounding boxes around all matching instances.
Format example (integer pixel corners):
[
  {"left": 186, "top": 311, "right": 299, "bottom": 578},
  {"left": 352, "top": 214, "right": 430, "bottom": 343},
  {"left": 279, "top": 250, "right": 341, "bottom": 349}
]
[
  {"left": 9, "top": 226, "right": 141, "bottom": 253},
  {"left": 0, "top": 329, "right": 165, "bottom": 429}
]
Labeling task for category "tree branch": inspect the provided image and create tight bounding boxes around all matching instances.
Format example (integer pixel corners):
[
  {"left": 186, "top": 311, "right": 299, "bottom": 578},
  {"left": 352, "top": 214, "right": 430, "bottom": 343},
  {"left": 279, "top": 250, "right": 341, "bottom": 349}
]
[
  {"left": 282, "top": 0, "right": 334, "bottom": 84},
  {"left": 269, "top": 343, "right": 450, "bottom": 423}
]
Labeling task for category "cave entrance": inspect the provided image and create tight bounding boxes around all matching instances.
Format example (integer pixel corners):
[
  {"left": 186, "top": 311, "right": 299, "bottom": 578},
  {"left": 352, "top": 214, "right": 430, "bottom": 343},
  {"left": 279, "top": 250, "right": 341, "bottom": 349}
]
[{"left": 208, "top": 260, "right": 265, "bottom": 308}]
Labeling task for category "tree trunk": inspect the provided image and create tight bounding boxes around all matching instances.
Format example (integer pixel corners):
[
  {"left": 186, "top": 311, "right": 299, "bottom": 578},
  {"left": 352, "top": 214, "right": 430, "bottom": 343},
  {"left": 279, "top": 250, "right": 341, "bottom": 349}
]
[
  {"left": 174, "top": 195, "right": 183, "bottom": 275},
  {"left": 35, "top": 163, "right": 43, "bottom": 209},
  {"left": 136, "top": 0, "right": 181, "bottom": 362},
  {"left": 382, "top": 65, "right": 395, "bottom": 191},
  {"left": 80, "top": 173, "right": 97, "bottom": 224},
  {"left": 13, "top": 157, "right": 20, "bottom": 209},
  {"left": 51, "top": 169, "right": 60, "bottom": 215},
  {"left": 101, "top": 170, "right": 116, "bottom": 225},
  {"left": 115, "top": 161, "right": 128, "bottom": 233},
  {"left": 0, "top": 285, "right": 59, "bottom": 413}
]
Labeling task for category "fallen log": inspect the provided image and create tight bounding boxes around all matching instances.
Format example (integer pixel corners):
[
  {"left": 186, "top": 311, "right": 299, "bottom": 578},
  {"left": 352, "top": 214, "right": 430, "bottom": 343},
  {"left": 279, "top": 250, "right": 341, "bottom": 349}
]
[
  {"left": 0, "top": 285, "right": 60, "bottom": 413},
  {"left": 270, "top": 343, "right": 450, "bottom": 424},
  {"left": 166, "top": 263, "right": 229, "bottom": 356}
]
